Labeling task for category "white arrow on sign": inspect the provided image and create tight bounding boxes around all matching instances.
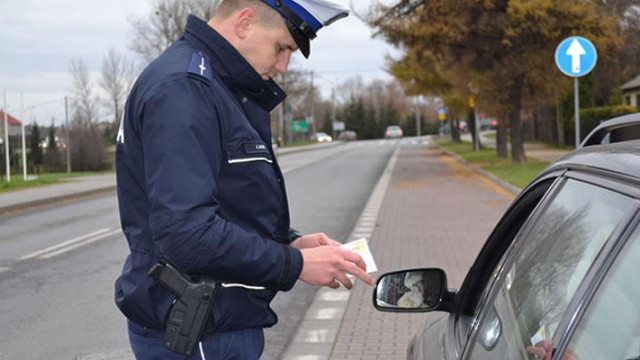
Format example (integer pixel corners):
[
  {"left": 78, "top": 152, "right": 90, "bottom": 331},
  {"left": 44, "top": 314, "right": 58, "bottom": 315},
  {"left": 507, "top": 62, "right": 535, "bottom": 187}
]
[{"left": 566, "top": 39, "right": 586, "bottom": 74}]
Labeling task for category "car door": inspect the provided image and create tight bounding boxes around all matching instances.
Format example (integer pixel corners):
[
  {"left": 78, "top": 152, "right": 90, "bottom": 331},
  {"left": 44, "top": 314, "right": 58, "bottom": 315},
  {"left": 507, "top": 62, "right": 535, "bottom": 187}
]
[{"left": 460, "top": 175, "right": 639, "bottom": 359}]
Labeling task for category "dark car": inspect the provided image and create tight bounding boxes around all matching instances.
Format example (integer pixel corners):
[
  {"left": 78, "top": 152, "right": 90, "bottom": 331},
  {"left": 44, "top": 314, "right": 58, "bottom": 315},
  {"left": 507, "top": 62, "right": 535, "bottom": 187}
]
[
  {"left": 374, "top": 113, "right": 640, "bottom": 360},
  {"left": 338, "top": 130, "right": 358, "bottom": 141},
  {"left": 479, "top": 118, "right": 498, "bottom": 130}
]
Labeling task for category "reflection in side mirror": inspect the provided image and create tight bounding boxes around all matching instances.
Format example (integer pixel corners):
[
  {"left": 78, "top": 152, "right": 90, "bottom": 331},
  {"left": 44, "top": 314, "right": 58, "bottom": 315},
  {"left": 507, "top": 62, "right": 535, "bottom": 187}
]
[{"left": 373, "top": 268, "right": 447, "bottom": 312}]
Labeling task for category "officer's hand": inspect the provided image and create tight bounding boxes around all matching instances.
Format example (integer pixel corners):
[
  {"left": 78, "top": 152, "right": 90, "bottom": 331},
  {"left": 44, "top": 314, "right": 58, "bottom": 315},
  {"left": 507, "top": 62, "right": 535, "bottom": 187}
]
[
  {"left": 291, "top": 232, "right": 341, "bottom": 249},
  {"left": 299, "top": 246, "right": 374, "bottom": 289}
]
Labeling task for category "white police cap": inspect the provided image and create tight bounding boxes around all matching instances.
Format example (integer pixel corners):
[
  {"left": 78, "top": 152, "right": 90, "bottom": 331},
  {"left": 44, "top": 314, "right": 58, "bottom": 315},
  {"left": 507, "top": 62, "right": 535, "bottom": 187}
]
[{"left": 261, "top": 0, "right": 349, "bottom": 58}]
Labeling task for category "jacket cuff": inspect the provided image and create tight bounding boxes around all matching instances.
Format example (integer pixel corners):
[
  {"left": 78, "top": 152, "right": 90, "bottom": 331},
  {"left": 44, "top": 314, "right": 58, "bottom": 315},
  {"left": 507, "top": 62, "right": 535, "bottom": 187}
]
[
  {"left": 277, "top": 244, "right": 303, "bottom": 291},
  {"left": 288, "top": 228, "right": 302, "bottom": 244}
]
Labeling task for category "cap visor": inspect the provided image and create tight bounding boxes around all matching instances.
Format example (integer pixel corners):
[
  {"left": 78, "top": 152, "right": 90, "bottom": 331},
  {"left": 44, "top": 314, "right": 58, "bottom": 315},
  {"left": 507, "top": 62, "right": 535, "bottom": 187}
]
[{"left": 285, "top": 20, "right": 310, "bottom": 58}]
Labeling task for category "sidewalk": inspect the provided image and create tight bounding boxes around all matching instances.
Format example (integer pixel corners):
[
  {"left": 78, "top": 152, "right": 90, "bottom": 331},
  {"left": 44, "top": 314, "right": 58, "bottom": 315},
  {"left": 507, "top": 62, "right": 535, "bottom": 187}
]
[
  {"left": 282, "top": 143, "right": 517, "bottom": 360},
  {"left": 0, "top": 174, "right": 117, "bottom": 215}
]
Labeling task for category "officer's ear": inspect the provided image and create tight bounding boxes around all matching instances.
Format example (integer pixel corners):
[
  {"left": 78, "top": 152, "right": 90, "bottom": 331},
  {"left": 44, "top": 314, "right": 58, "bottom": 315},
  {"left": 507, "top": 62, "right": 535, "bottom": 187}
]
[{"left": 234, "top": 7, "right": 258, "bottom": 39}]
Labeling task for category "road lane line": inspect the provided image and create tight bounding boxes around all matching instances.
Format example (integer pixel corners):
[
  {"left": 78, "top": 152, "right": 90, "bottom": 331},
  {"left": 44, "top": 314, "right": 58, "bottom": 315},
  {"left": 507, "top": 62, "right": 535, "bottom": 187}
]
[
  {"left": 20, "top": 228, "right": 111, "bottom": 260},
  {"left": 39, "top": 229, "right": 121, "bottom": 259},
  {"left": 0, "top": 267, "right": 10, "bottom": 274}
]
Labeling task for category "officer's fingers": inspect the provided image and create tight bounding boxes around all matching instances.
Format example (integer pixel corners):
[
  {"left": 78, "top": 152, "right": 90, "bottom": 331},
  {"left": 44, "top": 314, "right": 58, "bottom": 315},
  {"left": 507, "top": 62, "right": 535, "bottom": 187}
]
[
  {"left": 325, "top": 239, "right": 342, "bottom": 247},
  {"left": 344, "top": 261, "right": 374, "bottom": 285},
  {"left": 317, "top": 233, "right": 340, "bottom": 246},
  {"left": 341, "top": 250, "right": 367, "bottom": 272},
  {"left": 334, "top": 272, "right": 353, "bottom": 289},
  {"left": 328, "top": 280, "right": 340, "bottom": 289}
]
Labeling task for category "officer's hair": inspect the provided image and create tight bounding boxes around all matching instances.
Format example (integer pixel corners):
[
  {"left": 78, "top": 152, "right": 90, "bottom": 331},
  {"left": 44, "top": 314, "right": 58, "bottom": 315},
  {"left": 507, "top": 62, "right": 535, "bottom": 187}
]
[{"left": 215, "top": 0, "right": 286, "bottom": 29}]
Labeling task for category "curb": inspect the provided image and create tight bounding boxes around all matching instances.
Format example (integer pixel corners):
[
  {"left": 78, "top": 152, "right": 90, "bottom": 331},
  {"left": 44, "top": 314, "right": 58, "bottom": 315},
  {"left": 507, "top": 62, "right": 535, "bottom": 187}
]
[
  {"left": 0, "top": 186, "right": 117, "bottom": 216},
  {"left": 435, "top": 145, "right": 522, "bottom": 196}
]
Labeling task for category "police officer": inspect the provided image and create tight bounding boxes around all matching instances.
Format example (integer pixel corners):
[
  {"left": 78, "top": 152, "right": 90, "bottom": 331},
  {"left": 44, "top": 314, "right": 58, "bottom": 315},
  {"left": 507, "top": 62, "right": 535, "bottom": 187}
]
[{"left": 115, "top": 0, "right": 374, "bottom": 358}]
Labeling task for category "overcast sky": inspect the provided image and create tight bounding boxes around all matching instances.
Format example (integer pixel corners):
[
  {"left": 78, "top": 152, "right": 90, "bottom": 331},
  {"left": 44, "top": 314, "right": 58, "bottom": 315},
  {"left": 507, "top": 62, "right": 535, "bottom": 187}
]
[{"left": 0, "top": 0, "right": 399, "bottom": 126}]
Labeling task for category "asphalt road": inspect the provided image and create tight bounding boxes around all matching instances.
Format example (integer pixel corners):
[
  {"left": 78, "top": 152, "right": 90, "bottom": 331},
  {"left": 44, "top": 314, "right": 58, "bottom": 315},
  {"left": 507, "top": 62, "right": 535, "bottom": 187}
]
[{"left": 0, "top": 139, "right": 413, "bottom": 359}]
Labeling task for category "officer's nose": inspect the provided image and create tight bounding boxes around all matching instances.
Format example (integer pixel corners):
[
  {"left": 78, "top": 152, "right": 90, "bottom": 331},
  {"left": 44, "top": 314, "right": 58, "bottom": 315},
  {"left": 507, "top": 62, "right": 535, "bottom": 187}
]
[{"left": 274, "top": 53, "right": 291, "bottom": 75}]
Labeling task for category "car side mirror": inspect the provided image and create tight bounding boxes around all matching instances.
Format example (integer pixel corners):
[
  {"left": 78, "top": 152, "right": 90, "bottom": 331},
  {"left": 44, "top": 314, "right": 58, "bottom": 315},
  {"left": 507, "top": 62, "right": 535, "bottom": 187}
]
[{"left": 373, "top": 268, "right": 455, "bottom": 312}]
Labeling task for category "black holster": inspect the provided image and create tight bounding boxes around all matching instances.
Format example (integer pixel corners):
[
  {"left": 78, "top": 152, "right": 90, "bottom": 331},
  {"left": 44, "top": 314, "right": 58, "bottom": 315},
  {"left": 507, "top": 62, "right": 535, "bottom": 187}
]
[{"left": 148, "top": 262, "right": 218, "bottom": 357}]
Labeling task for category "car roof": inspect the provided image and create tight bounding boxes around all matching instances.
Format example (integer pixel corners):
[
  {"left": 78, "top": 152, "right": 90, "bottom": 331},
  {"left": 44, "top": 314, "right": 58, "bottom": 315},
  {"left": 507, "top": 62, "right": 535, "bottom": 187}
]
[
  {"left": 542, "top": 140, "right": 640, "bottom": 181},
  {"left": 580, "top": 112, "right": 640, "bottom": 147}
]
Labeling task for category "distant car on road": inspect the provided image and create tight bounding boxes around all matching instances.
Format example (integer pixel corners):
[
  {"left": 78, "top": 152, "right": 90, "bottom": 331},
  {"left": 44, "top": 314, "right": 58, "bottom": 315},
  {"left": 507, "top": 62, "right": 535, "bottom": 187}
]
[
  {"left": 384, "top": 125, "right": 403, "bottom": 139},
  {"left": 480, "top": 118, "right": 498, "bottom": 130},
  {"left": 373, "top": 113, "right": 640, "bottom": 360},
  {"left": 310, "top": 132, "right": 332, "bottom": 143},
  {"left": 338, "top": 130, "right": 358, "bottom": 141}
]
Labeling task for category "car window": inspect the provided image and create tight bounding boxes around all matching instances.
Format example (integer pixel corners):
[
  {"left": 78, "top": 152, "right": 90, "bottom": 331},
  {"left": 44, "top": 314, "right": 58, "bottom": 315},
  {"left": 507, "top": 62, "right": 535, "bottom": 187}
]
[
  {"left": 465, "top": 179, "right": 636, "bottom": 360},
  {"left": 563, "top": 222, "right": 640, "bottom": 360}
]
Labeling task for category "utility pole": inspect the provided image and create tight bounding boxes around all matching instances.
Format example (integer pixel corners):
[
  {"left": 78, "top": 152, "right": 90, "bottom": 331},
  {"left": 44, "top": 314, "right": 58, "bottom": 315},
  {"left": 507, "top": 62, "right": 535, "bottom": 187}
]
[
  {"left": 415, "top": 96, "right": 421, "bottom": 137},
  {"left": 3, "top": 90, "right": 10, "bottom": 182},
  {"left": 21, "top": 93, "right": 27, "bottom": 180},
  {"left": 309, "top": 71, "right": 315, "bottom": 135},
  {"left": 65, "top": 96, "right": 71, "bottom": 173},
  {"left": 332, "top": 87, "right": 338, "bottom": 140}
]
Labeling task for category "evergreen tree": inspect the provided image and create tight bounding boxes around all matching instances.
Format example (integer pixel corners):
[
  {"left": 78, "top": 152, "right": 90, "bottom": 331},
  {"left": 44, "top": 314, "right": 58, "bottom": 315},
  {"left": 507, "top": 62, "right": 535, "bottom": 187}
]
[
  {"left": 28, "top": 122, "right": 43, "bottom": 173},
  {"left": 45, "top": 123, "right": 62, "bottom": 172}
]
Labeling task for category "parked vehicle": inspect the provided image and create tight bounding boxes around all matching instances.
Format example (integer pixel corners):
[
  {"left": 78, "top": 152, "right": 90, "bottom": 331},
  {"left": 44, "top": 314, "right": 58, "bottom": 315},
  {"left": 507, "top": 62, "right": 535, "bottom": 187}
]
[
  {"left": 338, "top": 130, "right": 358, "bottom": 141},
  {"left": 385, "top": 125, "right": 403, "bottom": 139},
  {"left": 374, "top": 113, "right": 640, "bottom": 360},
  {"left": 310, "top": 132, "right": 332, "bottom": 143},
  {"left": 479, "top": 118, "right": 498, "bottom": 130}
]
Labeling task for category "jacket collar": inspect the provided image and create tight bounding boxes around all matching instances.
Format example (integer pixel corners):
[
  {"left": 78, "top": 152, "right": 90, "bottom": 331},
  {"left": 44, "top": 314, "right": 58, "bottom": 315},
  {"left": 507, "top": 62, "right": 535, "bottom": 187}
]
[{"left": 183, "top": 15, "right": 286, "bottom": 112}]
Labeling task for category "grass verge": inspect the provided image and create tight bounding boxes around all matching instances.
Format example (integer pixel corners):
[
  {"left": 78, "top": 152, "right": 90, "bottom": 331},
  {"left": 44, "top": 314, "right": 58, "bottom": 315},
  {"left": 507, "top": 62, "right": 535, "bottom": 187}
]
[
  {"left": 436, "top": 140, "right": 549, "bottom": 189},
  {"left": 0, "top": 171, "right": 113, "bottom": 193}
]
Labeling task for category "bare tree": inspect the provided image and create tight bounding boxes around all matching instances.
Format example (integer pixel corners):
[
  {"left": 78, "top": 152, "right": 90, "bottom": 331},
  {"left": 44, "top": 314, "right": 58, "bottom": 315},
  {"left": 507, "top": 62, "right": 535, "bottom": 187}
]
[
  {"left": 100, "top": 48, "right": 135, "bottom": 123},
  {"left": 68, "top": 58, "right": 109, "bottom": 171},
  {"left": 130, "top": 0, "right": 221, "bottom": 62},
  {"left": 69, "top": 58, "right": 100, "bottom": 126}
]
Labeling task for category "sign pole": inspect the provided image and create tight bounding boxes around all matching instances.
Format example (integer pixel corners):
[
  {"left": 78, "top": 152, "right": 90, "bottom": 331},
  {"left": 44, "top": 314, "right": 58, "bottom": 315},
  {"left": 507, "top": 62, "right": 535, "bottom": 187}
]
[
  {"left": 3, "top": 90, "right": 10, "bottom": 182},
  {"left": 574, "top": 78, "right": 580, "bottom": 148}
]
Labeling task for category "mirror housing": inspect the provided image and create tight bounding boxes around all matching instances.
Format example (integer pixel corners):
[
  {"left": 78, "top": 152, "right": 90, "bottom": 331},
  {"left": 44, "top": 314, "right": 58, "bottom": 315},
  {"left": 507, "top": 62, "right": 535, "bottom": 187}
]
[{"left": 373, "top": 268, "right": 456, "bottom": 313}]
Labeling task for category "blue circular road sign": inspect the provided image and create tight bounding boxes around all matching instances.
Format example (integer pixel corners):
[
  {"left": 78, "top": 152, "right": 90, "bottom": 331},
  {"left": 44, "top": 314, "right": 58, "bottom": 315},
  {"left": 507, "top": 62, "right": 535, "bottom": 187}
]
[{"left": 555, "top": 36, "right": 597, "bottom": 78}]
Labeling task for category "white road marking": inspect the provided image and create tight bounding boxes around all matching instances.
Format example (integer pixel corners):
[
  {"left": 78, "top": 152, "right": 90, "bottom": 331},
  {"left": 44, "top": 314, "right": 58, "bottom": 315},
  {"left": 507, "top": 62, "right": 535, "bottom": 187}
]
[
  {"left": 0, "top": 267, "right": 10, "bottom": 274},
  {"left": 317, "top": 290, "right": 349, "bottom": 301},
  {"left": 310, "top": 308, "right": 343, "bottom": 320},
  {"left": 20, "top": 228, "right": 111, "bottom": 260},
  {"left": 39, "top": 229, "right": 121, "bottom": 259},
  {"left": 20, "top": 228, "right": 120, "bottom": 260}
]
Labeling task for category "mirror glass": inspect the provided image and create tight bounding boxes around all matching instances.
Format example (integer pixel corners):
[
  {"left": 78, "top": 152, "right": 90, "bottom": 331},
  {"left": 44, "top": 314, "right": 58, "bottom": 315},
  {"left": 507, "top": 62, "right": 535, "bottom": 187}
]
[{"left": 375, "top": 269, "right": 444, "bottom": 311}]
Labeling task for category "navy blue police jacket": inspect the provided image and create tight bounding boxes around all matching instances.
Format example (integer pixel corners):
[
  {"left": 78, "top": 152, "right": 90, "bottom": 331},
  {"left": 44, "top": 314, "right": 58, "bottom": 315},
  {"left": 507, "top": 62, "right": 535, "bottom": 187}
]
[{"left": 115, "top": 15, "right": 303, "bottom": 333}]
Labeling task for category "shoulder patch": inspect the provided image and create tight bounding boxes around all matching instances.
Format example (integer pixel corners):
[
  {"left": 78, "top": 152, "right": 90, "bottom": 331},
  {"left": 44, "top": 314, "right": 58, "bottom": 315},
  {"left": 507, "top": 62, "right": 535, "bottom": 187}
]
[{"left": 187, "top": 52, "right": 213, "bottom": 81}]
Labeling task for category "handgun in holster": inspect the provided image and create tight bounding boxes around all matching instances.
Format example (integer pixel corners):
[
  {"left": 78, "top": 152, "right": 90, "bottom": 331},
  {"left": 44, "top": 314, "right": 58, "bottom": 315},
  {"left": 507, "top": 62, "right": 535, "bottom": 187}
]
[{"left": 148, "top": 262, "right": 218, "bottom": 357}]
